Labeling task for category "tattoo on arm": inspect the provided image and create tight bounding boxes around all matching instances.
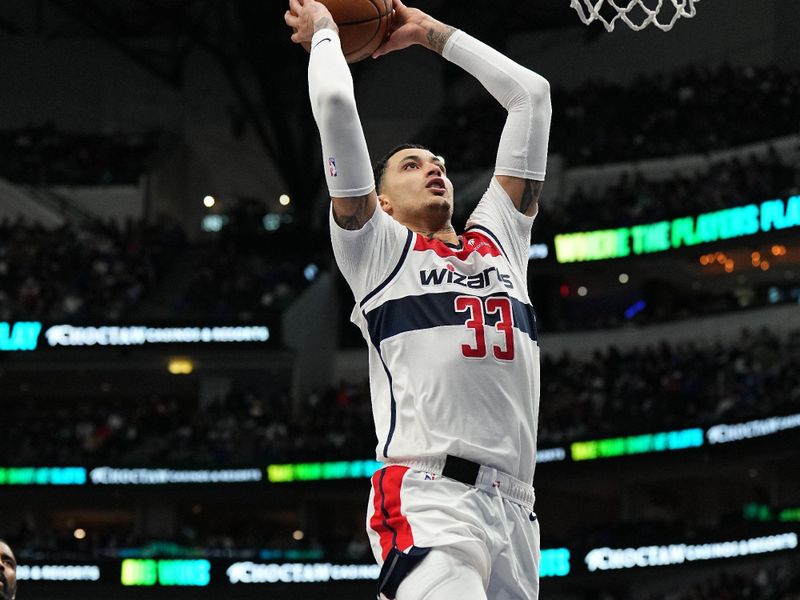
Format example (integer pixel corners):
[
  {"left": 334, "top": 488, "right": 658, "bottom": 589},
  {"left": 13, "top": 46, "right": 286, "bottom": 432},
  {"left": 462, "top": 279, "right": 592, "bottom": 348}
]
[
  {"left": 314, "top": 15, "right": 337, "bottom": 33},
  {"left": 425, "top": 24, "right": 456, "bottom": 55},
  {"left": 332, "top": 195, "right": 372, "bottom": 230},
  {"left": 518, "top": 180, "right": 544, "bottom": 215}
]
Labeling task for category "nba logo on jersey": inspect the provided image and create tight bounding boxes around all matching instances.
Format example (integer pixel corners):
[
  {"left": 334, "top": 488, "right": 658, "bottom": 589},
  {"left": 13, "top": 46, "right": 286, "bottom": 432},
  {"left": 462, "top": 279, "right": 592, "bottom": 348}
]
[
  {"left": 328, "top": 157, "right": 338, "bottom": 177},
  {"left": 424, "top": 473, "right": 437, "bottom": 481}
]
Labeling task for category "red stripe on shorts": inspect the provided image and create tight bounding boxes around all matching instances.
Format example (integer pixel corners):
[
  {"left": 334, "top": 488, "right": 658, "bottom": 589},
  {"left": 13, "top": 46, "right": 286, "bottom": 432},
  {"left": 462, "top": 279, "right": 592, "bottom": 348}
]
[{"left": 370, "top": 465, "right": 414, "bottom": 560}]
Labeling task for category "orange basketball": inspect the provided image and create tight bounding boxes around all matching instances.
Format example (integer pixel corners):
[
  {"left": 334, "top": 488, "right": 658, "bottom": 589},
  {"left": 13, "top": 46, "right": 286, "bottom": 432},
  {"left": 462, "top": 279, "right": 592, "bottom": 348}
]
[{"left": 300, "top": 0, "right": 393, "bottom": 63}]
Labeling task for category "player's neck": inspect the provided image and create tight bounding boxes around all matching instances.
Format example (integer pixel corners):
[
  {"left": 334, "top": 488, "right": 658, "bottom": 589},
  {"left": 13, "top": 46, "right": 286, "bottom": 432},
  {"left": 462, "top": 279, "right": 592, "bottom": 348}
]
[
  {"left": 416, "top": 225, "right": 458, "bottom": 245},
  {"left": 395, "top": 212, "right": 458, "bottom": 244}
]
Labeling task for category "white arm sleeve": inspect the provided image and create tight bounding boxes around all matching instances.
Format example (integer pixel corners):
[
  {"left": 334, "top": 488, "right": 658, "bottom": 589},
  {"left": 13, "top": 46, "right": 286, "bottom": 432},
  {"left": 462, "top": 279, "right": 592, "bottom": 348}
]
[
  {"left": 442, "top": 30, "right": 551, "bottom": 181},
  {"left": 308, "top": 29, "right": 375, "bottom": 197}
]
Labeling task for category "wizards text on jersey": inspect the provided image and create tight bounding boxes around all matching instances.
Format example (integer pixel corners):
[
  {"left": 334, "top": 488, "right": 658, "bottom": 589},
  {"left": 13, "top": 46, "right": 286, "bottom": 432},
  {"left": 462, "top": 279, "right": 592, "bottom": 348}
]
[{"left": 419, "top": 264, "right": 514, "bottom": 289}]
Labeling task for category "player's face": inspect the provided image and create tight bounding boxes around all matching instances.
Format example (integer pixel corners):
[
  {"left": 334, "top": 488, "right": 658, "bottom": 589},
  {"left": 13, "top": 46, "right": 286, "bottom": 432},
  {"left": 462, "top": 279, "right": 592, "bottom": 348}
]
[
  {"left": 0, "top": 542, "right": 17, "bottom": 600},
  {"left": 379, "top": 149, "right": 454, "bottom": 223}
]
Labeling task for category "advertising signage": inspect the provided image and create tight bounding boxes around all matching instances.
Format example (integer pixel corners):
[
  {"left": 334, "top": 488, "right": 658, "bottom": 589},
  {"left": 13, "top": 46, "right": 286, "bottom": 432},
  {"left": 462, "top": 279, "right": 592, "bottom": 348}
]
[
  {"left": 16, "top": 532, "right": 799, "bottom": 589},
  {"left": 554, "top": 195, "right": 800, "bottom": 263},
  {"left": 0, "top": 323, "right": 271, "bottom": 352}
]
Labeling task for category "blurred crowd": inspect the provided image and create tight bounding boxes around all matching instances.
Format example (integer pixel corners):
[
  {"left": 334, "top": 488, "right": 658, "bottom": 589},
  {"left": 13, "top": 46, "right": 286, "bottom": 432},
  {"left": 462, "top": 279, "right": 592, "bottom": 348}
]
[
  {"left": 642, "top": 562, "right": 800, "bottom": 600},
  {"left": 538, "top": 326, "right": 799, "bottom": 446},
  {"left": 6, "top": 327, "right": 797, "bottom": 466},
  {"left": 0, "top": 216, "right": 185, "bottom": 322},
  {"left": 0, "top": 123, "right": 162, "bottom": 185},
  {"left": 175, "top": 247, "right": 303, "bottom": 322},
  {"left": 8, "top": 380, "right": 374, "bottom": 467},
  {"left": 540, "top": 148, "right": 799, "bottom": 234},
  {"left": 0, "top": 206, "right": 316, "bottom": 324},
  {"left": 172, "top": 200, "right": 319, "bottom": 322},
  {"left": 424, "top": 63, "right": 800, "bottom": 170}
]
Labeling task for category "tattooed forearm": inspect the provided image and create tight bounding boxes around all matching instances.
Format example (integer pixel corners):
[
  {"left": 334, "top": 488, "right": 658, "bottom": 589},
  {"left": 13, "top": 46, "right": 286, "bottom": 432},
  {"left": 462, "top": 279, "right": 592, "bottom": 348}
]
[
  {"left": 425, "top": 23, "right": 456, "bottom": 55},
  {"left": 518, "top": 180, "right": 544, "bottom": 215},
  {"left": 332, "top": 196, "right": 372, "bottom": 231},
  {"left": 313, "top": 15, "right": 337, "bottom": 33}
]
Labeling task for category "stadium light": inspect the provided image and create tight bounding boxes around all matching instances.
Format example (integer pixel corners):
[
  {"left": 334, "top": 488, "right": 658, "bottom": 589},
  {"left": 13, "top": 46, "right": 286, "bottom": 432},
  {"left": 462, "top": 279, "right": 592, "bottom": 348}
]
[{"left": 167, "top": 358, "right": 194, "bottom": 375}]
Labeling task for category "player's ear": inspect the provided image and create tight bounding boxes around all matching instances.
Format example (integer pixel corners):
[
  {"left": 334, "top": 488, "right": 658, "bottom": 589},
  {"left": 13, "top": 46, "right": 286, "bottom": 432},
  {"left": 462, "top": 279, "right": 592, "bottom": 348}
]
[{"left": 378, "top": 194, "right": 393, "bottom": 215}]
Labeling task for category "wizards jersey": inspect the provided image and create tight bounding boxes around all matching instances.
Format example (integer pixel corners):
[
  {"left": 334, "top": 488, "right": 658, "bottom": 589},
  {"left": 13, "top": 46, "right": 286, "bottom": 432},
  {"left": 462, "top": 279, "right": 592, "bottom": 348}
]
[{"left": 331, "top": 178, "right": 540, "bottom": 484}]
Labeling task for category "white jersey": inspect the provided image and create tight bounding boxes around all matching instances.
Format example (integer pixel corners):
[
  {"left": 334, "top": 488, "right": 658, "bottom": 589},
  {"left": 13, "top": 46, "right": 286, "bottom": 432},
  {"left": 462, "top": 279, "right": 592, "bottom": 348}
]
[{"left": 331, "top": 178, "right": 540, "bottom": 484}]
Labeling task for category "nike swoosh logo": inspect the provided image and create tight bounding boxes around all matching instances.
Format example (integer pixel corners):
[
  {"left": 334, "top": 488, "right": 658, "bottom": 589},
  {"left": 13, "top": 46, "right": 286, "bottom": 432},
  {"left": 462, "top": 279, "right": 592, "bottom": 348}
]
[{"left": 312, "top": 37, "right": 332, "bottom": 50}]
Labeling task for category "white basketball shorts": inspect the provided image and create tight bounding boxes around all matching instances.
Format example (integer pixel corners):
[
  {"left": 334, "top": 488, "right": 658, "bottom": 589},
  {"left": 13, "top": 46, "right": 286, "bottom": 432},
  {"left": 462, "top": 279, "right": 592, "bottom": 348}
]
[{"left": 366, "top": 463, "right": 540, "bottom": 599}]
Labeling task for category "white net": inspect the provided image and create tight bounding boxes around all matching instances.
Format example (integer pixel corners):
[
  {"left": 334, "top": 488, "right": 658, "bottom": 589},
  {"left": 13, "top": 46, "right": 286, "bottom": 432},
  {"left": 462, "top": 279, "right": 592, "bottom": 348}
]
[{"left": 570, "top": 0, "right": 700, "bottom": 32}]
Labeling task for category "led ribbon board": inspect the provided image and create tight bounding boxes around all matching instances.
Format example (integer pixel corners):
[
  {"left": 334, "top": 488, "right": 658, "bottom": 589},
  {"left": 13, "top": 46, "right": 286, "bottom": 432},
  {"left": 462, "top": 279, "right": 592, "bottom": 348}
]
[
  {"left": 4, "top": 414, "right": 798, "bottom": 488},
  {"left": 17, "top": 533, "right": 795, "bottom": 587},
  {"left": 89, "top": 467, "right": 263, "bottom": 485},
  {"left": 0, "top": 321, "right": 41, "bottom": 351},
  {"left": 540, "top": 548, "right": 571, "bottom": 577},
  {"left": 555, "top": 196, "right": 800, "bottom": 263},
  {"left": 0, "top": 323, "right": 271, "bottom": 352},
  {"left": 571, "top": 428, "right": 704, "bottom": 461},
  {"left": 585, "top": 532, "right": 798, "bottom": 572},
  {"left": 0, "top": 467, "right": 86, "bottom": 485},
  {"left": 121, "top": 559, "right": 210, "bottom": 586},
  {"left": 225, "top": 551, "right": 571, "bottom": 584},
  {"left": 17, "top": 565, "right": 101, "bottom": 581},
  {"left": 266, "top": 460, "right": 382, "bottom": 483},
  {"left": 706, "top": 413, "right": 800, "bottom": 444}
]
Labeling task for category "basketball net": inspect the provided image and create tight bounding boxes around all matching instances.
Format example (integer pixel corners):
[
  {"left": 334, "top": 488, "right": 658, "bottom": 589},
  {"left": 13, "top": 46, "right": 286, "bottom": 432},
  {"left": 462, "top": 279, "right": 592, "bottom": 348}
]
[{"left": 570, "top": 0, "right": 700, "bottom": 32}]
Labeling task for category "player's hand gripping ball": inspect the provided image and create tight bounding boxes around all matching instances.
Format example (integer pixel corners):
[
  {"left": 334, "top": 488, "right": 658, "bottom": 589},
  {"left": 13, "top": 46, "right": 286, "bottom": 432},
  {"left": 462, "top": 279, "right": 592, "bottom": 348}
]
[{"left": 293, "top": 0, "right": 393, "bottom": 63}]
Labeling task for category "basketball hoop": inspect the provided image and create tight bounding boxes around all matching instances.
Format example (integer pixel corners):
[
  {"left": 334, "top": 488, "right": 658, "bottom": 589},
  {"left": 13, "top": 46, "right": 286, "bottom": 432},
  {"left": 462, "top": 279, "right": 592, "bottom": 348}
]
[{"left": 570, "top": 0, "right": 700, "bottom": 32}]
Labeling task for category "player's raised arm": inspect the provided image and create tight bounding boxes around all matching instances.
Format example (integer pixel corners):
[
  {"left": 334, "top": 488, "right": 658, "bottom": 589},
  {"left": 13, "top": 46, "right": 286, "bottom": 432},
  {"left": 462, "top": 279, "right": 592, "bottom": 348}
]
[
  {"left": 373, "top": 0, "right": 552, "bottom": 217},
  {"left": 285, "top": 0, "right": 377, "bottom": 230}
]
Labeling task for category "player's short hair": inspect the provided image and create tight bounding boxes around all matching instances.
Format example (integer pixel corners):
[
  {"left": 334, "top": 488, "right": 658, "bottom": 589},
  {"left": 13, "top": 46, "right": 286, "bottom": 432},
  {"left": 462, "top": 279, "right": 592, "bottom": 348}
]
[{"left": 373, "top": 143, "right": 431, "bottom": 195}]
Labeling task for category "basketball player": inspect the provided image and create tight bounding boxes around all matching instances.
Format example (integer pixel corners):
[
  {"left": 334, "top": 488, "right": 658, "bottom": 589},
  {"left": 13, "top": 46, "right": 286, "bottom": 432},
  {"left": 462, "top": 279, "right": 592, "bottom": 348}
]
[
  {"left": 285, "top": 0, "right": 551, "bottom": 598},
  {"left": 0, "top": 540, "right": 17, "bottom": 600}
]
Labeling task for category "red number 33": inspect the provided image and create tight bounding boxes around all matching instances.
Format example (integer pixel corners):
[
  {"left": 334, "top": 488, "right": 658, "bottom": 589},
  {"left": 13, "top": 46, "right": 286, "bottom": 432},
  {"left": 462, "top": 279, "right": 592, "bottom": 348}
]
[{"left": 454, "top": 296, "right": 515, "bottom": 361}]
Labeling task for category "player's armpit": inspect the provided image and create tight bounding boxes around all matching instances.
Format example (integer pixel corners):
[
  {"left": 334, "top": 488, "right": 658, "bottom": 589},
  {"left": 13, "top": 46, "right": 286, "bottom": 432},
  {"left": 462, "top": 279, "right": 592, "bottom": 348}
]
[
  {"left": 332, "top": 190, "right": 378, "bottom": 230},
  {"left": 494, "top": 175, "right": 543, "bottom": 217}
]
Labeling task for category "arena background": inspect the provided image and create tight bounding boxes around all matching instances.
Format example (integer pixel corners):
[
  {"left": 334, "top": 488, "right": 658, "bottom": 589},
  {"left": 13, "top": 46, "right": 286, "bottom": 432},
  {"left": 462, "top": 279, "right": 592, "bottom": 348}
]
[{"left": 1, "top": 0, "right": 799, "bottom": 598}]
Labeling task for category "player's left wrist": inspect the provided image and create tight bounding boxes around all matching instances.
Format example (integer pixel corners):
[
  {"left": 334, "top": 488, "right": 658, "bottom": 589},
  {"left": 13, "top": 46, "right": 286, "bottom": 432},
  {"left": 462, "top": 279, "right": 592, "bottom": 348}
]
[
  {"left": 309, "top": 5, "right": 338, "bottom": 35},
  {"left": 418, "top": 16, "right": 455, "bottom": 54}
]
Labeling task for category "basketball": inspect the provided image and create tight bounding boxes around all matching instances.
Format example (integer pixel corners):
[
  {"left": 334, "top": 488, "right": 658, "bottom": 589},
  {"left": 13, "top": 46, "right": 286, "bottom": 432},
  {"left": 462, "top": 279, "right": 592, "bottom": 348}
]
[{"left": 300, "top": 0, "right": 393, "bottom": 63}]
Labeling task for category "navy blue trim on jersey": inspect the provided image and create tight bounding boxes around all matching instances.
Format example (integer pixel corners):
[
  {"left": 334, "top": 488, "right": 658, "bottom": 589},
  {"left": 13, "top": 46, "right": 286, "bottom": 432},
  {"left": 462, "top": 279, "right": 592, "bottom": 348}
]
[
  {"left": 364, "top": 308, "right": 400, "bottom": 458},
  {"left": 364, "top": 291, "right": 538, "bottom": 348},
  {"left": 379, "top": 353, "right": 398, "bottom": 458},
  {"left": 464, "top": 224, "right": 509, "bottom": 258},
  {"left": 378, "top": 546, "right": 431, "bottom": 600},
  {"left": 360, "top": 229, "right": 414, "bottom": 308}
]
